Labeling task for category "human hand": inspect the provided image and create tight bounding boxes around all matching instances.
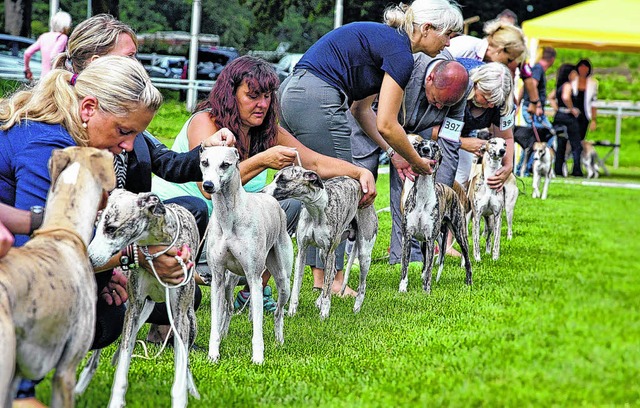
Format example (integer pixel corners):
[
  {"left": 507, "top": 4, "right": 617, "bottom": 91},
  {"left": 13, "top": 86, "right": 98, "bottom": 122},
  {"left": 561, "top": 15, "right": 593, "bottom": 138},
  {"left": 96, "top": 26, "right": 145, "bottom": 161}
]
[
  {"left": 409, "top": 157, "right": 436, "bottom": 177},
  {"left": 100, "top": 268, "right": 128, "bottom": 306},
  {"left": 535, "top": 105, "right": 544, "bottom": 117},
  {"left": 201, "top": 128, "right": 236, "bottom": 147},
  {"left": 263, "top": 146, "right": 298, "bottom": 169},
  {"left": 24, "top": 68, "right": 32, "bottom": 81},
  {"left": 357, "top": 169, "right": 377, "bottom": 208},
  {"left": 140, "top": 243, "right": 194, "bottom": 285},
  {"left": 0, "top": 220, "right": 14, "bottom": 259},
  {"left": 486, "top": 164, "right": 512, "bottom": 191},
  {"left": 463, "top": 138, "right": 487, "bottom": 157},
  {"left": 589, "top": 120, "right": 597, "bottom": 132},
  {"left": 571, "top": 107, "right": 580, "bottom": 118},
  {"left": 526, "top": 102, "right": 537, "bottom": 115},
  {"left": 391, "top": 155, "right": 415, "bottom": 182}
]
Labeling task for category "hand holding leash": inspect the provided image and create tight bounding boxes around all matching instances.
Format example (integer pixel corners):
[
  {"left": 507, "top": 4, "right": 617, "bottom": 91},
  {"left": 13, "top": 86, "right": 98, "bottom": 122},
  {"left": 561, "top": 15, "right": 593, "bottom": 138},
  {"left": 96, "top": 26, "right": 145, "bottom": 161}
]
[
  {"left": 264, "top": 146, "right": 298, "bottom": 169},
  {"left": 100, "top": 268, "right": 128, "bottom": 306},
  {"left": 141, "top": 243, "right": 193, "bottom": 285}
]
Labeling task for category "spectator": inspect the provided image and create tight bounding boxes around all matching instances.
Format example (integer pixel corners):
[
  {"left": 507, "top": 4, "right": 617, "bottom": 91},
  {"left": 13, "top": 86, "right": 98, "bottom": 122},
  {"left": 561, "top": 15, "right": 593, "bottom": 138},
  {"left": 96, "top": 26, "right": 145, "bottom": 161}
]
[
  {"left": 23, "top": 11, "right": 72, "bottom": 80},
  {"left": 572, "top": 58, "right": 598, "bottom": 139},
  {"left": 279, "top": 0, "right": 463, "bottom": 293},
  {"left": 553, "top": 63, "right": 583, "bottom": 177}
]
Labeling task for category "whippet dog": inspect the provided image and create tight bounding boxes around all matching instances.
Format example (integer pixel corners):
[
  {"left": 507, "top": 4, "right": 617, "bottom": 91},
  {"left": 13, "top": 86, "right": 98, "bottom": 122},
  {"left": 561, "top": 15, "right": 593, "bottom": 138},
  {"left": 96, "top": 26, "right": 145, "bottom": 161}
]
[
  {"left": 400, "top": 137, "right": 472, "bottom": 294},
  {"left": 468, "top": 138, "right": 518, "bottom": 261},
  {"left": 532, "top": 141, "right": 556, "bottom": 200},
  {"left": 200, "top": 145, "right": 293, "bottom": 364},
  {"left": 581, "top": 140, "right": 601, "bottom": 179},
  {"left": 0, "top": 147, "right": 115, "bottom": 408},
  {"left": 87, "top": 189, "right": 200, "bottom": 408},
  {"left": 262, "top": 165, "right": 378, "bottom": 319}
]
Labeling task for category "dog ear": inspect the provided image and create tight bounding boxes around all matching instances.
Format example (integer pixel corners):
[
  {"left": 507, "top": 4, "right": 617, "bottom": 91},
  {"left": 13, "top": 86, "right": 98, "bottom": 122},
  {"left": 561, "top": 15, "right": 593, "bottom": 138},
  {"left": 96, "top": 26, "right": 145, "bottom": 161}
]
[
  {"left": 91, "top": 149, "right": 116, "bottom": 192},
  {"left": 48, "top": 148, "right": 72, "bottom": 188},
  {"left": 303, "top": 171, "right": 324, "bottom": 188},
  {"left": 137, "top": 193, "right": 166, "bottom": 217}
]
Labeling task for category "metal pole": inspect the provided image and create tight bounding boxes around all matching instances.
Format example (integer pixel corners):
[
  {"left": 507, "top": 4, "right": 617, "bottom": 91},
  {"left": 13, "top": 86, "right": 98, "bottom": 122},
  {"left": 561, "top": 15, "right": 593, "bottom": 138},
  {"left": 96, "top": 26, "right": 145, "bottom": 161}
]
[
  {"left": 186, "top": 0, "right": 202, "bottom": 112},
  {"left": 87, "top": 0, "right": 92, "bottom": 19},
  {"left": 614, "top": 106, "right": 622, "bottom": 169},
  {"left": 334, "top": 0, "right": 343, "bottom": 29},
  {"left": 49, "top": 0, "right": 59, "bottom": 23}
]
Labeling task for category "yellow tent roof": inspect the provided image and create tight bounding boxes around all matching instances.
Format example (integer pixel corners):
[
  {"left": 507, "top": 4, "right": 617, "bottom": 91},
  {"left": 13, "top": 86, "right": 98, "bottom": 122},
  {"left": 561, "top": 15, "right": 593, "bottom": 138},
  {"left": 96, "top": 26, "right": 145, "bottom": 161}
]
[{"left": 522, "top": 0, "right": 640, "bottom": 53}]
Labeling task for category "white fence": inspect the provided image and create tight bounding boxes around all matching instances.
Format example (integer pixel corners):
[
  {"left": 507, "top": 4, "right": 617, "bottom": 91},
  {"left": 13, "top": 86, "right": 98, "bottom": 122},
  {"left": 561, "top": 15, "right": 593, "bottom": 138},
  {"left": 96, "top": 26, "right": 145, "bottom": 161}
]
[{"left": 592, "top": 100, "right": 640, "bottom": 168}]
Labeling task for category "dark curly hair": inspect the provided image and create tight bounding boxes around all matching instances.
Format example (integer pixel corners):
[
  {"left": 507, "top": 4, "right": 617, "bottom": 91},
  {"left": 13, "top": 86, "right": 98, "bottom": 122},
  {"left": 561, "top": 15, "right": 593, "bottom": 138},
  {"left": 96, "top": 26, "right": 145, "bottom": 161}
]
[{"left": 197, "top": 55, "right": 280, "bottom": 160}]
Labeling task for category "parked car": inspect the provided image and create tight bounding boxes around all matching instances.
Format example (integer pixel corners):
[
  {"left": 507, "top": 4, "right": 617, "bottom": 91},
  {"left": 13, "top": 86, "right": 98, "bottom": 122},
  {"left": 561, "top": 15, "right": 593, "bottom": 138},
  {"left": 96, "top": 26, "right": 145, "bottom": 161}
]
[
  {"left": 273, "top": 53, "right": 303, "bottom": 83},
  {"left": 146, "top": 55, "right": 186, "bottom": 79},
  {"left": 181, "top": 46, "right": 240, "bottom": 81},
  {"left": 0, "top": 34, "right": 42, "bottom": 79}
]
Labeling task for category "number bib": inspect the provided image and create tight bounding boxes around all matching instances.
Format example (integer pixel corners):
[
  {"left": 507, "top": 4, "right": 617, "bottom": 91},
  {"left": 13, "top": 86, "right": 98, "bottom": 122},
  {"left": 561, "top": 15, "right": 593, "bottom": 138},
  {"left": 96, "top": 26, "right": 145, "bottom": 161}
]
[
  {"left": 500, "top": 111, "right": 515, "bottom": 131},
  {"left": 439, "top": 117, "right": 463, "bottom": 142}
]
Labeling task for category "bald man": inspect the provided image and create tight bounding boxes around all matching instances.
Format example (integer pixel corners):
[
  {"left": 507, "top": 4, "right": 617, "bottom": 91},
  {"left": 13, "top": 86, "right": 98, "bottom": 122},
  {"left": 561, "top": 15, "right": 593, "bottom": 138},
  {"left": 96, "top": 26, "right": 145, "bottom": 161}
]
[{"left": 350, "top": 52, "right": 471, "bottom": 265}]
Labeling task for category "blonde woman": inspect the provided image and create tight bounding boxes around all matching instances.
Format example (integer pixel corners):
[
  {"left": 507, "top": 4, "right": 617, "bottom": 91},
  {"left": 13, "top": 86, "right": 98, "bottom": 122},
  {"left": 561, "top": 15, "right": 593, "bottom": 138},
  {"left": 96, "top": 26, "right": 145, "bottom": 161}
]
[{"left": 23, "top": 10, "right": 72, "bottom": 80}]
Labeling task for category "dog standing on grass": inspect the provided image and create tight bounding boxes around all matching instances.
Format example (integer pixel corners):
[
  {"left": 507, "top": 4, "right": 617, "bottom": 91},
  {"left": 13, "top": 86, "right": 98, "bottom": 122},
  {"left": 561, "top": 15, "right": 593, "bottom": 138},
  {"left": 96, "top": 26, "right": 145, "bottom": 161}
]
[
  {"left": 467, "top": 138, "right": 518, "bottom": 261},
  {"left": 400, "top": 136, "right": 472, "bottom": 294},
  {"left": 0, "top": 147, "right": 115, "bottom": 408},
  {"left": 262, "top": 165, "right": 378, "bottom": 319},
  {"left": 87, "top": 189, "right": 200, "bottom": 408},
  {"left": 531, "top": 141, "right": 555, "bottom": 200},
  {"left": 581, "top": 140, "right": 601, "bottom": 179},
  {"left": 200, "top": 145, "right": 293, "bottom": 365}
]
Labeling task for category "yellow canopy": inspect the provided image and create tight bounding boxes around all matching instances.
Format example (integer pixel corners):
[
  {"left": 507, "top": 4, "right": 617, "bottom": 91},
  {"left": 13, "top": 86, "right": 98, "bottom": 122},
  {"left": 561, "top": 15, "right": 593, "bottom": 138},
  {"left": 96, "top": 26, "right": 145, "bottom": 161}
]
[{"left": 523, "top": 0, "right": 640, "bottom": 55}]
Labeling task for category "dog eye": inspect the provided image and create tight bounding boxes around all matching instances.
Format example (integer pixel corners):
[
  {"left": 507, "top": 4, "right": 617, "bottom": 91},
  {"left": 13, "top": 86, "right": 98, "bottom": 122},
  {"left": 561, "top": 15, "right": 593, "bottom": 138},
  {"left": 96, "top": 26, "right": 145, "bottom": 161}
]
[
  {"left": 200, "top": 159, "right": 208, "bottom": 168},
  {"left": 220, "top": 161, "right": 231, "bottom": 170}
]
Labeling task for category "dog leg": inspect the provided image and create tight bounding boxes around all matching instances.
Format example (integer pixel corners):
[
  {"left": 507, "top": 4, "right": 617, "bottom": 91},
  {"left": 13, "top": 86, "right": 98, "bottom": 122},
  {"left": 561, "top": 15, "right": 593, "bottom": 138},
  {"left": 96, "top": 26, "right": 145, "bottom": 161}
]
[
  {"left": 75, "top": 349, "right": 101, "bottom": 394},
  {"left": 109, "top": 298, "right": 155, "bottom": 408},
  {"left": 246, "top": 271, "right": 265, "bottom": 364},
  {"left": 168, "top": 285, "right": 198, "bottom": 407},
  {"left": 435, "top": 229, "right": 447, "bottom": 283},
  {"left": 354, "top": 236, "right": 375, "bottom": 313},
  {"left": 541, "top": 174, "right": 551, "bottom": 200},
  {"left": 491, "top": 213, "right": 503, "bottom": 261},
  {"left": 0, "top": 304, "right": 16, "bottom": 408},
  {"left": 421, "top": 240, "right": 435, "bottom": 294},
  {"left": 342, "top": 243, "right": 357, "bottom": 296},
  {"left": 265, "top": 236, "right": 293, "bottom": 345},
  {"left": 472, "top": 211, "right": 482, "bottom": 262},
  {"left": 207, "top": 266, "right": 226, "bottom": 363},
  {"left": 222, "top": 271, "right": 240, "bottom": 337},
  {"left": 319, "top": 250, "right": 338, "bottom": 320},
  {"left": 51, "top": 363, "right": 78, "bottom": 408},
  {"left": 532, "top": 171, "right": 540, "bottom": 198},
  {"left": 288, "top": 244, "right": 307, "bottom": 317},
  {"left": 399, "top": 225, "right": 413, "bottom": 292},
  {"left": 484, "top": 216, "right": 494, "bottom": 255}
]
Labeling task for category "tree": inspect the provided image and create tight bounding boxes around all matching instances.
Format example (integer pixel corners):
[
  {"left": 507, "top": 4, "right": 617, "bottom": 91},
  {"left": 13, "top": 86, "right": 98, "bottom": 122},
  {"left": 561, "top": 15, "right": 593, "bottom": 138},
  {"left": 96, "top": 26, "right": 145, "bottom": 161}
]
[
  {"left": 92, "top": 0, "right": 118, "bottom": 17},
  {"left": 4, "top": 0, "right": 32, "bottom": 36}
]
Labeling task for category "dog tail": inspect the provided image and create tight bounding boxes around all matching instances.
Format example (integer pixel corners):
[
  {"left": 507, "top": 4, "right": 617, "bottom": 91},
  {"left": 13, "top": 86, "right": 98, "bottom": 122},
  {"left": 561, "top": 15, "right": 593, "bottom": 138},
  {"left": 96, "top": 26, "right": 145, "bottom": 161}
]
[{"left": 0, "top": 287, "right": 17, "bottom": 401}]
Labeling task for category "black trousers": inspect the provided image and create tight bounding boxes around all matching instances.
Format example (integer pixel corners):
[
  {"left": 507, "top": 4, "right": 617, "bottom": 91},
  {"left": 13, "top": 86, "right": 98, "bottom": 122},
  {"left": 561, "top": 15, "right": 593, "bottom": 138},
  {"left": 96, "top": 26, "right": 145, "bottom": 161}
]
[{"left": 553, "top": 112, "right": 583, "bottom": 176}]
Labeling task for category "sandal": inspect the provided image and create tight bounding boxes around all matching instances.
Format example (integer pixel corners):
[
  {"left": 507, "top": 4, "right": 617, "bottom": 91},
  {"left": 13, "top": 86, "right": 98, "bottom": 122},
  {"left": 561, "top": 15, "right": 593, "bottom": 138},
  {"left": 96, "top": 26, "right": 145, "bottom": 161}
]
[{"left": 233, "top": 286, "right": 278, "bottom": 313}]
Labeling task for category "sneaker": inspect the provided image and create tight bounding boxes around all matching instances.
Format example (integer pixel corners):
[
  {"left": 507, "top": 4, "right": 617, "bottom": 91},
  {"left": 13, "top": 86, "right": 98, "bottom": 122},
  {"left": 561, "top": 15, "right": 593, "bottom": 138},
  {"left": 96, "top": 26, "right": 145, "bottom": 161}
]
[{"left": 233, "top": 286, "right": 278, "bottom": 313}]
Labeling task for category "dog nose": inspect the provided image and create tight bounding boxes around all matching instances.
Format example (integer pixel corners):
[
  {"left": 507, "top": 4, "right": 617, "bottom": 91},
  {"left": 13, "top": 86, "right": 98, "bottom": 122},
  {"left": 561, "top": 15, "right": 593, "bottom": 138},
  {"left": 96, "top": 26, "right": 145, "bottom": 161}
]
[
  {"left": 202, "top": 180, "right": 215, "bottom": 193},
  {"left": 499, "top": 149, "right": 506, "bottom": 155}
]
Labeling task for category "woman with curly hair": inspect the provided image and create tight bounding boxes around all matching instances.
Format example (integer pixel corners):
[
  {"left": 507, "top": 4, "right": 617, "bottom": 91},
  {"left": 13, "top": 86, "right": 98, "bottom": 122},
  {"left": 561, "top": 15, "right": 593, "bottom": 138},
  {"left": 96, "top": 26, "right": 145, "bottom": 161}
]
[{"left": 152, "top": 55, "right": 376, "bottom": 309}]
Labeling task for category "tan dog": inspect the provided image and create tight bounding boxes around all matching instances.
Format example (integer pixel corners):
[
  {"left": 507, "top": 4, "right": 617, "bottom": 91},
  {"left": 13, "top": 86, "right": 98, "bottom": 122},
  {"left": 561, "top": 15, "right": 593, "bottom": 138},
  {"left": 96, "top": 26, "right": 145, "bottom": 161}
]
[
  {"left": 581, "top": 140, "right": 601, "bottom": 179},
  {"left": 0, "top": 147, "right": 115, "bottom": 408},
  {"left": 531, "top": 141, "right": 555, "bottom": 200}
]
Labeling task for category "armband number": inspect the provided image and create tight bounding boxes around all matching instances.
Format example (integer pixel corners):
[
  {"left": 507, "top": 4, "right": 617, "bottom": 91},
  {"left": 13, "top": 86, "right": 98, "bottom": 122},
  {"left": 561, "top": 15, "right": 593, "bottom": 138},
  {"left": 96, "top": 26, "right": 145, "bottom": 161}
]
[
  {"left": 500, "top": 112, "right": 515, "bottom": 131},
  {"left": 439, "top": 117, "right": 463, "bottom": 141}
]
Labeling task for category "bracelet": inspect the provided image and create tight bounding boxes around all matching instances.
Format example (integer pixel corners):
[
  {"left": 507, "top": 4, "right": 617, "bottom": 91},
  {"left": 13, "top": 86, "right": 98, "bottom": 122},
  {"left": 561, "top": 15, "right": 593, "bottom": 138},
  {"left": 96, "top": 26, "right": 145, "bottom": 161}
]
[
  {"left": 119, "top": 247, "right": 131, "bottom": 270},
  {"left": 132, "top": 243, "right": 139, "bottom": 269},
  {"left": 529, "top": 99, "right": 540, "bottom": 104}
]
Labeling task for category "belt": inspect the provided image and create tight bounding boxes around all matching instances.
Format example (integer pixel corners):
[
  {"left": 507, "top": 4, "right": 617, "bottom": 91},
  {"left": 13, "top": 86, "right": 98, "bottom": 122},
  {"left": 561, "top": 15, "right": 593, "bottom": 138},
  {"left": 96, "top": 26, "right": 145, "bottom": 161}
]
[{"left": 558, "top": 107, "right": 580, "bottom": 114}]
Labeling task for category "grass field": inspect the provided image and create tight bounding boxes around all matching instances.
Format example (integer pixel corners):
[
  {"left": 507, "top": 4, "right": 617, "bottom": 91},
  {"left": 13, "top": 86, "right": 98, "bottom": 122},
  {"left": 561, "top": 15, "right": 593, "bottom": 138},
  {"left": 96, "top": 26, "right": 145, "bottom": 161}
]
[{"left": 9, "top": 48, "right": 640, "bottom": 406}]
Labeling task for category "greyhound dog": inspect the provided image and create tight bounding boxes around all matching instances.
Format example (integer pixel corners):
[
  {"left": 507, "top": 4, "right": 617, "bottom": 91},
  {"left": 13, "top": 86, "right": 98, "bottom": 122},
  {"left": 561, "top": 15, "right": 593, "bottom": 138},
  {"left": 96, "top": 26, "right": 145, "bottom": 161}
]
[
  {"left": 262, "top": 165, "right": 378, "bottom": 319},
  {"left": 200, "top": 145, "right": 293, "bottom": 365},
  {"left": 400, "top": 136, "right": 472, "bottom": 294},
  {"left": 581, "top": 140, "right": 601, "bottom": 179},
  {"left": 0, "top": 147, "right": 115, "bottom": 408},
  {"left": 531, "top": 141, "right": 555, "bottom": 200},
  {"left": 467, "top": 138, "right": 518, "bottom": 261},
  {"left": 87, "top": 189, "right": 200, "bottom": 407}
]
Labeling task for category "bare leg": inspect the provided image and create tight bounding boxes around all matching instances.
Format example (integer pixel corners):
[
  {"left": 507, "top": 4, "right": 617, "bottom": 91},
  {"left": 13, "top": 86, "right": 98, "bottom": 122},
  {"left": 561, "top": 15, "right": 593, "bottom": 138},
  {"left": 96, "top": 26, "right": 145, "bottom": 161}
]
[{"left": 312, "top": 268, "right": 356, "bottom": 297}]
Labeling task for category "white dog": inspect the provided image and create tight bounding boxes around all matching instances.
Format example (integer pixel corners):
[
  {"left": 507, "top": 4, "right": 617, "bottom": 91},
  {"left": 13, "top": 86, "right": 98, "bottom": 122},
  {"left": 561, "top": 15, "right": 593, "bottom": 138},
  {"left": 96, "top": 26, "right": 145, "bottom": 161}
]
[{"left": 531, "top": 141, "right": 555, "bottom": 200}]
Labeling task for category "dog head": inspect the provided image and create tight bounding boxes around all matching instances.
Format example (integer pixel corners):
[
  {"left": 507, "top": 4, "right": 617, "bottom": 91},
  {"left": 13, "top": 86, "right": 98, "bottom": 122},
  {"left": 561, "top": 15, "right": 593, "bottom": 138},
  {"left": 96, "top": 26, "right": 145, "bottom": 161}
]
[
  {"left": 532, "top": 141, "right": 548, "bottom": 161},
  {"left": 484, "top": 137, "right": 507, "bottom": 162},
  {"left": 262, "top": 165, "right": 324, "bottom": 201},
  {"left": 88, "top": 189, "right": 166, "bottom": 267},
  {"left": 199, "top": 145, "right": 240, "bottom": 194},
  {"left": 410, "top": 136, "right": 442, "bottom": 172}
]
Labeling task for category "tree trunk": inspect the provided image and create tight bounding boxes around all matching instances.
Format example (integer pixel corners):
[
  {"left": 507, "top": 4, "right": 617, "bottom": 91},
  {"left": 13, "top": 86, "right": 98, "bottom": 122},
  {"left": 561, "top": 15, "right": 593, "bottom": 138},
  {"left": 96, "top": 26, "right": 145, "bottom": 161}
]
[
  {"left": 93, "top": 0, "right": 119, "bottom": 18},
  {"left": 4, "top": 0, "right": 32, "bottom": 37}
]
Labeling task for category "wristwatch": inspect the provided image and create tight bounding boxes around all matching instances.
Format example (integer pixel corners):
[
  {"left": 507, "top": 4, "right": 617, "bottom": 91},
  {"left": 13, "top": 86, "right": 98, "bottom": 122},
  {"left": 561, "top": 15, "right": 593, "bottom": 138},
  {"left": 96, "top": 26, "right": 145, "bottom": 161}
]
[
  {"left": 386, "top": 146, "right": 396, "bottom": 159},
  {"left": 29, "top": 205, "right": 45, "bottom": 235}
]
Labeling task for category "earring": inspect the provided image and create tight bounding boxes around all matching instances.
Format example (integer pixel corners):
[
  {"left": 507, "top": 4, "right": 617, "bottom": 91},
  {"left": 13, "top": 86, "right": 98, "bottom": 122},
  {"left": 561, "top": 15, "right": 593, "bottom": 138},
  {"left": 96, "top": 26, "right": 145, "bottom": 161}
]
[{"left": 82, "top": 121, "right": 87, "bottom": 129}]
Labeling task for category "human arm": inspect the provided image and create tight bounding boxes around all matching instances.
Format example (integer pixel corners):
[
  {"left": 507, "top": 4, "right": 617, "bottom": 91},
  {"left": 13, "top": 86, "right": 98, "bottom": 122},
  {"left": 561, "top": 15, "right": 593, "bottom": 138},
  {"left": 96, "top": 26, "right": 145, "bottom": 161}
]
[
  {"left": 0, "top": 220, "right": 13, "bottom": 258},
  {"left": 590, "top": 80, "right": 598, "bottom": 131},
  {"left": 547, "top": 89, "right": 558, "bottom": 112},
  {"left": 561, "top": 83, "right": 580, "bottom": 117},
  {"left": 351, "top": 94, "right": 413, "bottom": 181},
  {"left": 523, "top": 77, "right": 543, "bottom": 116},
  {"left": 0, "top": 202, "right": 31, "bottom": 235},
  {"left": 23, "top": 39, "right": 41, "bottom": 80},
  {"left": 376, "top": 73, "right": 435, "bottom": 178}
]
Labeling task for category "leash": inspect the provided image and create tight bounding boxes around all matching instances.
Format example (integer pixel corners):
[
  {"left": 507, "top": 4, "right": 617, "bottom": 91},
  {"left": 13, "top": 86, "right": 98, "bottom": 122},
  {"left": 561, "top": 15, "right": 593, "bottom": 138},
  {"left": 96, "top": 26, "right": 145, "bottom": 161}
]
[
  {"left": 31, "top": 227, "right": 87, "bottom": 253},
  {"left": 531, "top": 124, "right": 541, "bottom": 143},
  {"left": 136, "top": 206, "right": 194, "bottom": 373},
  {"left": 294, "top": 149, "right": 302, "bottom": 167}
]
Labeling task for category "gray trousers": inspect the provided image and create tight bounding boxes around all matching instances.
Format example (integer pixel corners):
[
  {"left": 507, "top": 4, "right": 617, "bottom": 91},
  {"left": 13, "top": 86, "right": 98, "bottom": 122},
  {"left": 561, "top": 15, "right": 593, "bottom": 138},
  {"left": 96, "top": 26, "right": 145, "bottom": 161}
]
[{"left": 279, "top": 70, "right": 351, "bottom": 270}]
